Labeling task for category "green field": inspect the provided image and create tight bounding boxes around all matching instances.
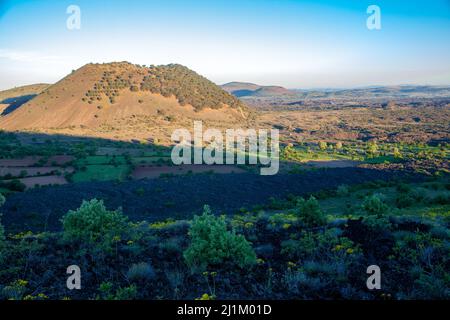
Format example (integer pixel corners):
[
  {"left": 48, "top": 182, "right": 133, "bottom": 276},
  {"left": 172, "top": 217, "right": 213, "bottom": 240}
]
[
  {"left": 71, "top": 164, "right": 131, "bottom": 182},
  {"left": 75, "top": 155, "right": 129, "bottom": 166},
  {"left": 130, "top": 156, "right": 171, "bottom": 165},
  {"left": 281, "top": 141, "right": 449, "bottom": 167},
  {"left": 317, "top": 181, "right": 450, "bottom": 221}
]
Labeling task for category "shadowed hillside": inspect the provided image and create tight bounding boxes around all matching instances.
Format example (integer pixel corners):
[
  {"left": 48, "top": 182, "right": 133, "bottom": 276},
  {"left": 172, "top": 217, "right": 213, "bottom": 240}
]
[{"left": 0, "top": 84, "right": 50, "bottom": 115}]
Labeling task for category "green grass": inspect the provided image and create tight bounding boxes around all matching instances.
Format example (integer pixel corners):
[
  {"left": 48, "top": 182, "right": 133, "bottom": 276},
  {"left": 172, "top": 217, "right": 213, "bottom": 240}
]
[
  {"left": 282, "top": 147, "right": 356, "bottom": 162},
  {"left": 0, "top": 187, "right": 12, "bottom": 195},
  {"left": 141, "top": 151, "right": 171, "bottom": 157},
  {"left": 71, "top": 165, "right": 131, "bottom": 182},
  {"left": 130, "top": 156, "right": 171, "bottom": 165},
  {"left": 318, "top": 181, "right": 450, "bottom": 219},
  {"left": 75, "top": 156, "right": 128, "bottom": 166},
  {"left": 281, "top": 141, "right": 449, "bottom": 167},
  {"left": 364, "top": 155, "right": 403, "bottom": 164},
  {"left": 76, "top": 155, "right": 172, "bottom": 166},
  {"left": 71, "top": 154, "right": 173, "bottom": 182}
]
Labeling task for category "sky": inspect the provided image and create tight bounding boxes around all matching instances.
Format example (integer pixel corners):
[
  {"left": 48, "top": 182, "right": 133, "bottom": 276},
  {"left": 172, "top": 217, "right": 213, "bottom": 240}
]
[{"left": 0, "top": 0, "right": 449, "bottom": 90}]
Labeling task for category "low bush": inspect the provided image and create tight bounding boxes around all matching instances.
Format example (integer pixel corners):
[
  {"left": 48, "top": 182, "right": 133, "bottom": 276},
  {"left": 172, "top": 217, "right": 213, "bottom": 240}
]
[
  {"left": 428, "top": 194, "right": 450, "bottom": 205},
  {"left": 61, "top": 199, "right": 129, "bottom": 252},
  {"left": 362, "top": 194, "right": 389, "bottom": 215},
  {"left": 126, "top": 262, "right": 156, "bottom": 282},
  {"left": 295, "top": 196, "right": 327, "bottom": 227},
  {"left": 98, "top": 282, "right": 138, "bottom": 300},
  {"left": 0, "top": 179, "right": 26, "bottom": 192},
  {"left": 396, "top": 193, "right": 415, "bottom": 208},
  {"left": 184, "top": 205, "right": 256, "bottom": 271},
  {"left": 336, "top": 184, "right": 349, "bottom": 197},
  {"left": 0, "top": 194, "right": 5, "bottom": 261}
]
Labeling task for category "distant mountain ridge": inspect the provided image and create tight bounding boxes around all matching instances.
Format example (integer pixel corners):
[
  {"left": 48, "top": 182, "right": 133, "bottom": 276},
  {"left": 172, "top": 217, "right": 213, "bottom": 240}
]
[
  {"left": 221, "top": 82, "right": 295, "bottom": 97},
  {"left": 290, "top": 85, "right": 450, "bottom": 100},
  {"left": 221, "top": 82, "right": 450, "bottom": 99}
]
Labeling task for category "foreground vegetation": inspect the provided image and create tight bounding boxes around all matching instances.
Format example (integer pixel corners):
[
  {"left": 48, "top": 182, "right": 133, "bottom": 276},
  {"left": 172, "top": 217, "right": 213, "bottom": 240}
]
[
  {"left": 0, "top": 130, "right": 448, "bottom": 300},
  {"left": 0, "top": 176, "right": 448, "bottom": 300}
]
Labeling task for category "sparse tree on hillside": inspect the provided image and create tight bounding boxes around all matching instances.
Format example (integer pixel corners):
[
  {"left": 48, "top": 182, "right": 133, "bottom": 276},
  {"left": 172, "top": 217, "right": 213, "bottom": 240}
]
[
  {"left": 367, "top": 141, "right": 378, "bottom": 156},
  {"left": 393, "top": 147, "right": 402, "bottom": 158}
]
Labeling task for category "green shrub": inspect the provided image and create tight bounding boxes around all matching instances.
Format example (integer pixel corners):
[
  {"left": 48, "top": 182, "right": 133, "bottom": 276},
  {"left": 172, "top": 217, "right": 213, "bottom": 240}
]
[
  {"left": 184, "top": 205, "right": 256, "bottom": 271},
  {"left": 318, "top": 141, "right": 327, "bottom": 150},
  {"left": 134, "top": 187, "right": 145, "bottom": 196},
  {"left": 396, "top": 183, "right": 412, "bottom": 193},
  {"left": 429, "top": 194, "right": 450, "bottom": 205},
  {"left": 295, "top": 196, "right": 327, "bottom": 227},
  {"left": 0, "top": 219, "right": 4, "bottom": 250},
  {"left": 336, "top": 184, "right": 349, "bottom": 197},
  {"left": 362, "top": 194, "right": 389, "bottom": 215},
  {"left": 363, "top": 215, "right": 392, "bottom": 232},
  {"left": 0, "top": 179, "right": 26, "bottom": 192},
  {"left": 366, "top": 141, "right": 378, "bottom": 156},
  {"left": 396, "top": 193, "right": 415, "bottom": 208},
  {"left": 98, "top": 282, "right": 138, "bottom": 300},
  {"left": 1, "top": 279, "right": 28, "bottom": 300},
  {"left": 61, "top": 199, "right": 129, "bottom": 251},
  {"left": 0, "top": 194, "right": 5, "bottom": 260},
  {"left": 0, "top": 193, "right": 4, "bottom": 208},
  {"left": 126, "top": 262, "right": 155, "bottom": 282},
  {"left": 114, "top": 284, "right": 138, "bottom": 300}
]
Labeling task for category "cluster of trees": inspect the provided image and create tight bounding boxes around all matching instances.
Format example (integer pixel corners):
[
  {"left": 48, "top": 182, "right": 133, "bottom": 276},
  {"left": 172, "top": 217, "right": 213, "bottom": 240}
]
[
  {"left": 84, "top": 71, "right": 134, "bottom": 104},
  {"left": 140, "top": 64, "right": 245, "bottom": 111},
  {"left": 81, "top": 64, "right": 245, "bottom": 111},
  {"left": 282, "top": 140, "right": 449, "bottom": 163},
  {"left": 0, "top": 179, "right": 26, "bottom": 192}
]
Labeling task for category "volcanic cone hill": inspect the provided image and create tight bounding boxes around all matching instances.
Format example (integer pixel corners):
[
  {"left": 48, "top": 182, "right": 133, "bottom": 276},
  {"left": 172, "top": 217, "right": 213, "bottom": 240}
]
[{"left": 0, "top": 62, "right": 250, "bottom": 143}]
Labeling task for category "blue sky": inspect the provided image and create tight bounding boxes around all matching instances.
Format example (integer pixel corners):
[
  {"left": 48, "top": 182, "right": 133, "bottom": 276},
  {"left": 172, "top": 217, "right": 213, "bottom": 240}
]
[{"left": 0, "top": 0, "right": 449, "bottom": 89}]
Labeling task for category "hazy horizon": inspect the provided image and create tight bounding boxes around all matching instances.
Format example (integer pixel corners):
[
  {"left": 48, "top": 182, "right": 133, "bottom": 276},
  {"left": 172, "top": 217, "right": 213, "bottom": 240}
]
[
  {"left": 1, "top": 0, "right": 450, "bottom": 90},
  {"left": 3, "top": 62, "right": 450, "bottom": 92}
]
